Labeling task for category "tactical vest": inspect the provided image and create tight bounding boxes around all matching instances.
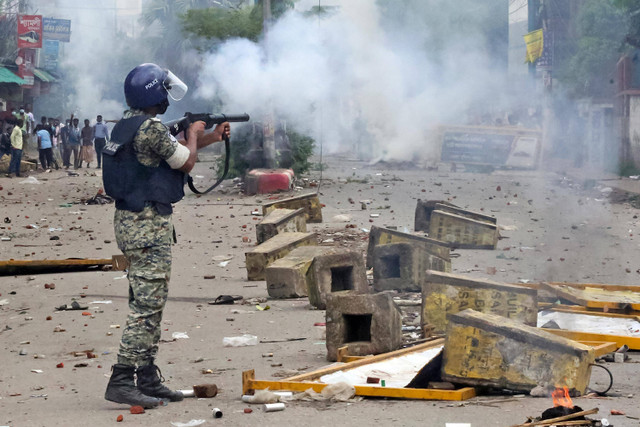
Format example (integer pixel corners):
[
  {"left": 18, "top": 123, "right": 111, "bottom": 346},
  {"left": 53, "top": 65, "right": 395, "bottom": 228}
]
[{"left": 102, "top": 115, "right": 186, "bottom": 213}]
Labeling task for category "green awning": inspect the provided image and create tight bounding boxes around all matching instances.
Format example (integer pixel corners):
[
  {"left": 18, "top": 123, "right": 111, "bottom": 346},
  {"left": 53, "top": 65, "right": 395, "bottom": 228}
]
[
  {"left": 0, "top": 67, "right": 25, "bottom": 85},
  {"left": 33, "top": 68, "right": 56, "bottom": 82}
]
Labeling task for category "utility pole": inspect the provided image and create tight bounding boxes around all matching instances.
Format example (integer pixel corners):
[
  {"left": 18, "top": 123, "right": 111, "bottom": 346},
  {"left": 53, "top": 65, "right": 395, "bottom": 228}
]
[
  {"left": 540, "top": 0, "right": 553, "bottom": 163},
  {"left": 262, "top": 0, "right": 276, "bottom": 168}
]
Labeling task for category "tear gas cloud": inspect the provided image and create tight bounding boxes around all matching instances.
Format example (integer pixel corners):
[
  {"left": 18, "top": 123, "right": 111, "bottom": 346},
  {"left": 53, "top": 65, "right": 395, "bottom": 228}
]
[
  {"left": 197, "top": 0, "right": 519, "bottom": 162},
  {"left": 36, "top": 0, "right": 521, "bottom": 159},
  {"left": 34, "top": 0, "right": 131, "bottom": 122}
]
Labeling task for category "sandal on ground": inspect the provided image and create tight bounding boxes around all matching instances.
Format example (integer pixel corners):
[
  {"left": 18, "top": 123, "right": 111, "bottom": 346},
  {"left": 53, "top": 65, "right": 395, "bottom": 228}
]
[{"left": 208, "top": 295, "right": 243, "bottom": 305}]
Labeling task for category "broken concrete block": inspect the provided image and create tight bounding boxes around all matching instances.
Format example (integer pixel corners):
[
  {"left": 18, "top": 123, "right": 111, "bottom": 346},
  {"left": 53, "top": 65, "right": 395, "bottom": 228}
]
[
  {"left": 414, "top": 200, "right": 459, "bottom": 232},
  {"left": 428, "top": 209, "right": 498, "bottom": 249},
  {"left": 325, "top": 291, "right": 402, "bottom": 361},
  {"left": 245, "top": 168, "right": 294, "bottom": 195},
  {"left": 266, "top": 246, "right": 368, "bottom": 303},
  {"left": 265, "top": 246, "right": 325, "bottom": 298},
  {"left": 372, "top": 242, "right": 449, "bottom": 292},
  {"left": 366, "top": 225, "right": 451, "bottom": 270},
  {"left": 245, "top": 232, "right": 317, "bottom": 281},
  {"left": 256, "top": 208, "right": 307, "bottom": 244},
  {"left": 422, "top": 270, "right": 538, "bottom": 334},
  {"left": 308, "top": 248, "right": 368, "bottom": 310},
  {"left": 441, "top": 309, "right": 594, "bottom": 394},
  {"left": 262, "top": 192, "right": 323, "bottom": 223},
  {"left": 415, "top": 200, "right": 496, "bottom": 232}
]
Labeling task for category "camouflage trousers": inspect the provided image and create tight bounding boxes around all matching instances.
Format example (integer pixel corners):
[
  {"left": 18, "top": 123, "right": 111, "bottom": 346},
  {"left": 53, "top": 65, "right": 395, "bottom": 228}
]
[{"left": 116, "top": 244, "right": 172, "bottom": 366}]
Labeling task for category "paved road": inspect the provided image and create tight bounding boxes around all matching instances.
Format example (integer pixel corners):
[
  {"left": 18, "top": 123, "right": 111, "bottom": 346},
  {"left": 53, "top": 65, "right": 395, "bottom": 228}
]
[{"left": 0, "top": 156, "right": 639, "bottom": 426}]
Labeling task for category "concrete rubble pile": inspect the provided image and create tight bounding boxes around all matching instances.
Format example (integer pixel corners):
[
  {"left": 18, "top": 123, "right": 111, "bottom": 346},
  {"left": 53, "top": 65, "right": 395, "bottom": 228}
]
[{"left": 244, "top": 195, "right": 634, "bottom": 405}]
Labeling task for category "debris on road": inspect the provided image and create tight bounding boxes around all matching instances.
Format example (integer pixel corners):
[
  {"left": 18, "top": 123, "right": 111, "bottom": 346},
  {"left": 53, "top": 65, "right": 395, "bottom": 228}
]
[
  {"left": 442, "top": 310, "right": 594, "bottom": 394},
  {"left": 256, "top": 207, "right": 306, "bottom": 244},
  {"left": 422, "top": 270, "right": 538, "bottom": 334},
  {"left": 245, "top": 232, "right": 317, "bottom": 280},
  {"left": 223, "top": 334, "right": 258, "bottom": 347},
  {"left": 262, "top": 192, "right": 323, "bottom": 223}
]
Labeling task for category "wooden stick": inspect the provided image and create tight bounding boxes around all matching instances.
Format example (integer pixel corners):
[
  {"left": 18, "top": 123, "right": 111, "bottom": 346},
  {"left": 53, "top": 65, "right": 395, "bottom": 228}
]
[
  {"left": 522, "top": 422, "right": 594, "bottom": 426},
  {"left": 510, "top": 408, "right": 598, "bottom": 427},
  {"left": 549, "top": 421, "right": 595, "bottom": 426}
]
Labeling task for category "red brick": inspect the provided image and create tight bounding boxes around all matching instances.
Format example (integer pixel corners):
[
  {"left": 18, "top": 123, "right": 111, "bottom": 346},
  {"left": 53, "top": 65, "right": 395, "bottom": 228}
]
[{"left": 130, "top": 406, "right": 145, "bottom": 414}]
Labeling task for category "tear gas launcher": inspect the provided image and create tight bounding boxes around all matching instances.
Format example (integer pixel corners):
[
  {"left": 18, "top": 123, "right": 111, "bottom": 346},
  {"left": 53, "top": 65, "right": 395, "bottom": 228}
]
[{"left": 163, "top": 112, "right": 250, "bottom": 194}]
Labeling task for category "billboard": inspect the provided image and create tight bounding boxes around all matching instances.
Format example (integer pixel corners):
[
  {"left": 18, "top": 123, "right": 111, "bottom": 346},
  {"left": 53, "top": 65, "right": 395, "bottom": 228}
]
[
  {"left": 17, "top": 15, "right": 43, "bottom": 49},
  {"left": 43, "top": 40, "right": 59, "bottom": 71},
  {"left": 439, "top": 125, "right": 542, "bottom": 170},
  {"left": 43, "top": 17, "right": 71, "bottom": 42}
]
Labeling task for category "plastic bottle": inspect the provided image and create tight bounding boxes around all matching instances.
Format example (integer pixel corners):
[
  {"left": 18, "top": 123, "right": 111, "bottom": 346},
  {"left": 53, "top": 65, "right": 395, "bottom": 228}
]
[{"left": 222, "top": 334, "right": 258, "bottom": 347}]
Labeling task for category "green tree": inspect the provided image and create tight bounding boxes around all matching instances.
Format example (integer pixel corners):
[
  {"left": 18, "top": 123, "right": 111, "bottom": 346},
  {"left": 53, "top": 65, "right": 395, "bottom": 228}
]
[
  {"left": 613, "top": 0, "right": 640, "bottom": 48},
  {"left": 184, "top": 0, "right": 316, "bottom": 177},
  {"left": 181, "top": 0, "right": 295, "bottom": 43},
  {"left": 556, "top": 0, "right": 628, "bottom": 98},
  {"left": 181, "top": 6, "right": 262, "bottom": 43}
]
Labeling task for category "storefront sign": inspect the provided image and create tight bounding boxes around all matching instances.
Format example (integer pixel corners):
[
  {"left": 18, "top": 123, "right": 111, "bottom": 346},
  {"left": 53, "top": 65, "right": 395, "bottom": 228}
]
[{"left": 17, "top": 15, "right": 43, "bottom": 49}]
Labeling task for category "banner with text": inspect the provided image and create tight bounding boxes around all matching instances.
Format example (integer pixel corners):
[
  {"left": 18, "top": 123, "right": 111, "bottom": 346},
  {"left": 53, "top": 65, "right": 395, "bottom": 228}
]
[
  {"left": 43, "top": 40, "right": 60, "bottom": 71},
  {"left": 17, "top": 15, "right": 43, "bottom": 49},
  {"left": 523, "top": 29, "right": 543, "bottom": 64},
  {"left": 43, "top": 17, "right": 71, "bottom": 43}
]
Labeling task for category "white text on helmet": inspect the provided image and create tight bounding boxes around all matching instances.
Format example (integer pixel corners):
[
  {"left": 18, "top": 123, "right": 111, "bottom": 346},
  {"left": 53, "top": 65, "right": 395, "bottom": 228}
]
[{"left": 145, "top": 78, "right": 159, "bottom": 90}]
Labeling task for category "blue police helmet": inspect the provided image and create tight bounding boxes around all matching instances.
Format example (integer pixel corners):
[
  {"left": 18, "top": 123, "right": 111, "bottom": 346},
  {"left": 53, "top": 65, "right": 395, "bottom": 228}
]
[{"left": 124, "top": 63, "right": 169, "bottom": 109}]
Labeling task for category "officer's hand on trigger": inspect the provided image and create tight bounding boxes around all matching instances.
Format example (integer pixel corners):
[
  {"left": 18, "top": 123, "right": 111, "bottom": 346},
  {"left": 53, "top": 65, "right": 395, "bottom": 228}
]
[
  {"left": 187, "top": 120, "right": 206, "bottom": 141},
  {"left": 213, "top": 122, "right": 231, "bottom": 142}
]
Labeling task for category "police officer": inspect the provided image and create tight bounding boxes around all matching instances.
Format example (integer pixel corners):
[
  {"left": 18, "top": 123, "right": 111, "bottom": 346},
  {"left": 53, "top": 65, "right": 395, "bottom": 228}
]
[{"left": 103, "top": 63, "right": 230, "bottom": 408}]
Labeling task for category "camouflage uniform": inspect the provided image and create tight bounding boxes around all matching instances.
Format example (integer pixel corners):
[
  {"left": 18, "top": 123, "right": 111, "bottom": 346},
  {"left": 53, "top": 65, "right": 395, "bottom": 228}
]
[{"left": 115, "top": 109, "right": 182, "bottom": 367}]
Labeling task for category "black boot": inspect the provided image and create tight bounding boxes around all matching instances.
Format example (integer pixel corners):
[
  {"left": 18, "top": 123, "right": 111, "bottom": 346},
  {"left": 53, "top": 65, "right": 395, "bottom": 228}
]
[
  {"left": 105, "top": 364, "right": 162, "bottom": 408},
  {"left": 136, "top": 363, "right": 184, "bottom": 402}
]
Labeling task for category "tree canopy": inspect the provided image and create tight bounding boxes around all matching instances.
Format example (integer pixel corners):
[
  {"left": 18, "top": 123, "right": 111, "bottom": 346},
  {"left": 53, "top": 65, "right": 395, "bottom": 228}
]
[
  {"left": 555, "top": 0, "right": 628, "bottom": 98},
  {"left": 180, "top": 0, "right": 294, "bottom": 45}
]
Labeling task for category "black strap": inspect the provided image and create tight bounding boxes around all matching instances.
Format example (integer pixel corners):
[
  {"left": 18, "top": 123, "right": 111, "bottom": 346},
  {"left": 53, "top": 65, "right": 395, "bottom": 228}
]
[{"left": 187, "top": 135, "right": 231, "bottom": 195}]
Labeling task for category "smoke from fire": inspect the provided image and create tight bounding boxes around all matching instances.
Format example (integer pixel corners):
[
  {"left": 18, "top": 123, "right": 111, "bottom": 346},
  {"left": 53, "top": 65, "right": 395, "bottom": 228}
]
[
  {"left": 36, "top": 0, "right": 526, "bottom": 162},
  {"left": 196, "top": 0, "right": 521, "bottom": 162}
]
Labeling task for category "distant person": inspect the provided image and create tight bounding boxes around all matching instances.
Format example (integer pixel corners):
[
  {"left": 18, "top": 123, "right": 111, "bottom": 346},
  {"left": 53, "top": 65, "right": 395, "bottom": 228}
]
[
  {"left": 8, "top": 119, "right": 24, "bottom": 177},
  {"left": 79, "top": 118, "right": 95, "bottom": 168},
  {"left": 60, "top": 119, "right": 71, "bottom": 168},
  {"left": 16, "top": 107, "right": 28, "bottom": 141},
  {"left": 67, "top": 116, "right": 81, "bottom": 168},
  {"left": 0, "top": 121, "right": 11, "bottom": 160},
  {"left": 34, "top": 116, "right": 54, "bottom": 138},
  {"left": 51, "top": 118, "right": 63, "bottom": 167},
  {"left": 93, "top": 115, "right": 109, "bottom": 168},
  {"left": 26, "top": 106, "right": 35, "bottom": 134},
  {"left": 36, "top": 124, "right": 55, "bottom": 171}
]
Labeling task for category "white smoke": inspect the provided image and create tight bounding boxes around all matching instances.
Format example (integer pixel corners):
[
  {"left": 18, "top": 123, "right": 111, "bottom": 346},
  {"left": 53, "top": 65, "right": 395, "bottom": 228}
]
[
  {"left": 196, "top": 0, "right": 514, "bottom": 161},
  {"left": 33, "top": 0, "right": 129, "bottom": 122}
]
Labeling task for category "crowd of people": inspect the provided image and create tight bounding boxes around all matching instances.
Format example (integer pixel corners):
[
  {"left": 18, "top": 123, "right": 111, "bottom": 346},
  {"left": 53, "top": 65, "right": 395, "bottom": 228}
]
[{"left": 0, "top": 107, "right": 111, "bottom": 177}]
